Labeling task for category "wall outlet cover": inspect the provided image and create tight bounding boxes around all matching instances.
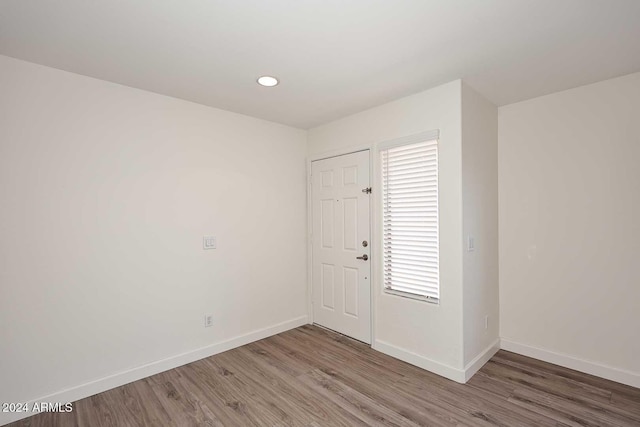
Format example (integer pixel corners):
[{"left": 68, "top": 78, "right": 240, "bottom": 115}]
[{"left": 203, "top": 236, "right": 217, "bottom": 250}]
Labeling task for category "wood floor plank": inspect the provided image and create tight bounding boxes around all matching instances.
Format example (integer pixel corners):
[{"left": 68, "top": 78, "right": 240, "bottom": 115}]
[
  {"left": 610, "top": 391, "right": 640, "bottom": 419},
  {"left": 117, "top": 380, "right": 175, "bottom": 426},
  {"left": 271, "top": 330, "right": 467, "bottom": 426},
  {"left": 286, "top": 327, "right": 410, "bottom": 381},
  {"left": 144, "top": 368, "right": 223, "bottom": 426},
  {"left": 488, "top": 354, "right": 613, "bottom": 404},
  {"left": 396, "top": 375, "right": 560, "bottom": 427},
  {"left": 220, "top": 346, "right": 362, "bottom": 426},
  {"left": 495, "top": 350, "right": 640, "bottom": 401},
  {"left": 74, "top": 392, "right": 112, "bottom": 427},
  {"left": 242, "top": 340, "right": 392, "bottom": 426},
  {"left": 7, "top": 325, "right": 640, "bottom": 427},
  {"left": 180, "top": 358, "right": 284, "bottom": 427},
  {"left": 82, "top": 389, "right": 134, "bottom": 427},
  {"left": 15, "top": 410, "right": 75, "bottom": 427},
  {"left": 465, "top": 370, "right": 516, "bottom": 399},
  {"left": 314, "top": 364, "right": 465, "bottom": 427},
  {"left": 483, "top": 360, "right": 640, "bottom": 423},
  {"left": 509, "top": 386, "right": 640, "bottom": 427},
  {"left": 297, "top": 368, "right": 419, "bottom": 427},
  {"left": 213, "top": 350, "right": 316, "bottom": 426}
]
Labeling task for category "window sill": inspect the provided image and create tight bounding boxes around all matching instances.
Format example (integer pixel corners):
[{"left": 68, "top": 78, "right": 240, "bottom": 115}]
[{"left": 383, "top": 289, "right": 439, "bottom": 305}]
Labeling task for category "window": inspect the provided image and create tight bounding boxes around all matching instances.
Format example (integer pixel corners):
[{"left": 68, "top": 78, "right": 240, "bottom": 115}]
[{"left": 381, "top": 136, "right": 439, "bottom": 302}]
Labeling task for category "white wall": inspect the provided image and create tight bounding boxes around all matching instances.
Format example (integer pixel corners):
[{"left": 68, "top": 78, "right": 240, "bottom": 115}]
[
  {"left": 0, "top": 55, "right": 308, "bottom": 424},
  {"left": 461, "top": 84, "right": 499, "bottom": 369},
  {"left": 308, "top": 81, "right": 466, "bottom": 378},
  {"left": 499, "top": 72, "right": 640, "bottom": 387}
]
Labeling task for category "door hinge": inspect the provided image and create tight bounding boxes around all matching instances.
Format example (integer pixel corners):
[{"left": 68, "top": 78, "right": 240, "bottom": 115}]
[{"left": 362, "top": 187, "right": 372, "bottom": 194}]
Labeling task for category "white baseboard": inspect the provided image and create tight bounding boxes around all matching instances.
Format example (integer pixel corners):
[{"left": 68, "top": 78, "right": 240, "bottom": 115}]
[
  {"left": 463, "top": 339, "right": 500, "bottom": 382},
  {"left": 374, "top": 340, "right": 466, "bottom": 383},
  {"left": 500, "top": 338, "right": 640, "bottom": 389},
  {"left": 0, "top": 315, "right": 308, "bottom": 426},
  {"left": 373, "top": 338, "right": 499, "bottom": 384}
]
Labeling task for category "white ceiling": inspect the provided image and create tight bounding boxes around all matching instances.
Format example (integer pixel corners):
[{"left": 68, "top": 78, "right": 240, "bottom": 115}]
[{"left": 1, "top": 1, "right": 639, "bottom": 129}]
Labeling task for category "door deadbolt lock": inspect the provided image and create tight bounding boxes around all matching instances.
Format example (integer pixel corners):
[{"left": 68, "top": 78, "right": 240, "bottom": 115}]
[
  {"left": 356, "top": 254, "right": 369, "bottom": 261},
  {"left": 362, "top": 240, "right": 368, "bottom": 247}
]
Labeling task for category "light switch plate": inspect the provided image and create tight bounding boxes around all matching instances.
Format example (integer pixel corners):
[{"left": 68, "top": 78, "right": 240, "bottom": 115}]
[
  {"left": 467, "top": 235, "right": 475, "bottom": 252},
  {"left": 203, "top": 236, "right": 216, "bottom": 250}
]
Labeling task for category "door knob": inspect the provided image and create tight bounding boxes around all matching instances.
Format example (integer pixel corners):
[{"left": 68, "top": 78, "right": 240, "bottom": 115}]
[{"left": 356, "top": 254, "right": 369, "bottom": 261}]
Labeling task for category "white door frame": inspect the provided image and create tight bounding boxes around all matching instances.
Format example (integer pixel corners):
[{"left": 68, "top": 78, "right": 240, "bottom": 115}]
[{"left": 306, "top": 144, "right": 376, "bottom": 345}]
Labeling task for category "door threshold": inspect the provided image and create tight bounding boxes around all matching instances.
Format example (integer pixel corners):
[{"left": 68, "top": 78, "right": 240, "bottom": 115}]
[{"left": 311, "top": 323, "right": 371, "bottom": 346}]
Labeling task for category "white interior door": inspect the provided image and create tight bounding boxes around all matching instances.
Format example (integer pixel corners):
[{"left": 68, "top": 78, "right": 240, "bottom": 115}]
[{"left": 311, "top": 150, "right": 371, "bottom": 343}]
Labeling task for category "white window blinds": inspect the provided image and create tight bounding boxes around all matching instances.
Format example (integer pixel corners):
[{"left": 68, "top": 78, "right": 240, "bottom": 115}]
[{"left": 381, "top": 139, "right": 439, "bottom": 301}]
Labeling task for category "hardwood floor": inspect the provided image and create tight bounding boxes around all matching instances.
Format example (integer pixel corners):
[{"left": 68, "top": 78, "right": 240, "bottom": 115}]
[{"left": 10, "top": 325, "right": 640, "bottom": 426}]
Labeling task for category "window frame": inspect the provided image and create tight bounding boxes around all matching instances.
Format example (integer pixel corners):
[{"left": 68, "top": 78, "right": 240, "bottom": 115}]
[{"left": 377, "top": 130, "right": 440, "bottom": 304}]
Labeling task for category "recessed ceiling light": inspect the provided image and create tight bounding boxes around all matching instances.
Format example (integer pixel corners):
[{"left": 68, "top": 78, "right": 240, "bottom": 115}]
[{"left": 257, "top": 76, "right": 279, "bottom": 87}]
